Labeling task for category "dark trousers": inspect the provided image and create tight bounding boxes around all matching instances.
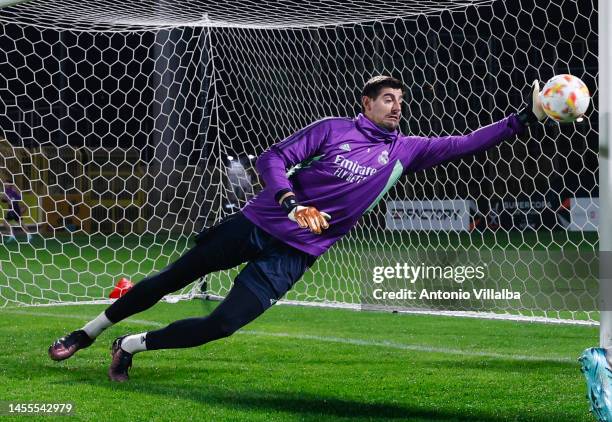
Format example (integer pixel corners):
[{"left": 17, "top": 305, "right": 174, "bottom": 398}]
[{"left": 104, "top": 212, "right": 316, "bottom": 350}]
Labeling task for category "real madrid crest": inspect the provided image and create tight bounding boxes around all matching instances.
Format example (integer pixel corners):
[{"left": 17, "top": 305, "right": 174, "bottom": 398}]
[{"left": 378, "top": 150, "right": 389, "bottom": 165}]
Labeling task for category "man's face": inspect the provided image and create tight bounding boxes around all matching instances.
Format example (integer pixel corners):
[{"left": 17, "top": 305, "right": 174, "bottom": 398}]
[{"left": 362, "top": 87, "right": 403, "bottom": 131}]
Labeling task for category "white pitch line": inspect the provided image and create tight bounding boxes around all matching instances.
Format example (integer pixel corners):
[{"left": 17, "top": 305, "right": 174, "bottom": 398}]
[
  {"left": 2, "top": 309, "right": 576, "bottom": 363},
  {"left": 239, "top": 330, "right": 578, "bottom": 363},
  {"left": 2, "top": 310, "right": 166, "bottom": 327}
]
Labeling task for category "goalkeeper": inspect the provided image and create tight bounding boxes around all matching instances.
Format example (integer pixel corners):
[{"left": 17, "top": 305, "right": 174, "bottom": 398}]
[{"left": 48, "top": 75, "right": 546, "bottom": 382}]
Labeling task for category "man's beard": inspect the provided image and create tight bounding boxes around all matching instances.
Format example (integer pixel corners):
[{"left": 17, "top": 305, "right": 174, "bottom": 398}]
[{"left": 380, "top": 121, "right": 397, "bottom": 131}]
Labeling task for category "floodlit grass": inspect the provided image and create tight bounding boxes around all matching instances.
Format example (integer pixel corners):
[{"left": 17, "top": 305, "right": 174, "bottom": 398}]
[
  {"left": 0, "top": 230, "right": 599, "bottom": 420},
  {"left": 0, "top": 230, "right": 598, "bottom": 309},
  {"left": 0, "top": 301, "right": 598, "bottom": 421}
]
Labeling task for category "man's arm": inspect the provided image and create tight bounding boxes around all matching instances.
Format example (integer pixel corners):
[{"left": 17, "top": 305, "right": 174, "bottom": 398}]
[
  {"left": 408, "top": 114, "right": 525, "bottom": 172},
  {"left": 409, "top": 80, "right": 545, "bottom": 172},
  {"left": 256, "top": 119, "right": 330, "bottom": 201},
  {"left": 255, "top": 119, "right": 332, "bottom": 234}
]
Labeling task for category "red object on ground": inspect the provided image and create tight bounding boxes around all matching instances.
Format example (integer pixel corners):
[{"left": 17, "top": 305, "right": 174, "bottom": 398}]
[{"left": 109, "top": 277, "right": 134, "bottom": 299}]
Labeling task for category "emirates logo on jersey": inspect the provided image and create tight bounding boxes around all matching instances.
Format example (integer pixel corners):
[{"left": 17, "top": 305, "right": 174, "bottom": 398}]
[
  {"left": 333, "top": 154, "right": 377, "bottom": 183},
  {"left": 378, "top": 150, "right": 389, "bottom": 165}
]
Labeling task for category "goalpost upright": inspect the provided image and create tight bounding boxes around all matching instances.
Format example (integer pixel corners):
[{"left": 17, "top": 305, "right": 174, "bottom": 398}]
[{"left": 599, "top": 0, "right": 612, "bottom": 347}]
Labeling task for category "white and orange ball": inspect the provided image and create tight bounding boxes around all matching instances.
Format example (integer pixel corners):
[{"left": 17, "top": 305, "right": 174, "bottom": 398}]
[{"left": 539, "top": 74, "right": 590, "bottom": 123}]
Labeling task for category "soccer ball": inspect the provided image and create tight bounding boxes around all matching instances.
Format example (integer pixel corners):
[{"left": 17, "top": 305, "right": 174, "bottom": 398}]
[{"left": 539, "top": 74, "right": 590, "bottom": 123}]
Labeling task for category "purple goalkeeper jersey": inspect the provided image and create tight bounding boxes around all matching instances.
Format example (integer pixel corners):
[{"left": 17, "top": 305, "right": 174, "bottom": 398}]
[{"left": 242, "top": 113, "right": 525, "bottom": 256}]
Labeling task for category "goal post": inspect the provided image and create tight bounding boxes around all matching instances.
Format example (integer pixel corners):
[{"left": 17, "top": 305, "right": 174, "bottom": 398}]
[
  {"left": 0, "top": 0, "right": 600, "bottom": 326},
  {"left": 600, "top": 0, "right": 612, "bottom": 346}
]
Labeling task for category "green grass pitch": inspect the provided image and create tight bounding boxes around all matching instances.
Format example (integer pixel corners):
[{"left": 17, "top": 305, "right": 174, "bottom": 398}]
[
  {"left": 0, "top": 230, "right": 600, "bottom": 420},
  {"left": 0, "top": 301, "right": 598, "bottom": 421}
]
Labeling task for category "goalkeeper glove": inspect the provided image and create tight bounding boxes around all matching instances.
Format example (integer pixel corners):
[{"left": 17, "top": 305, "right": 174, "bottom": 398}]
[
  {"left": 517, "top": 79, "right": 546, "bottom": 127},
  {"left": 280, "top": 194, "right": 331, "bottom": 235}
]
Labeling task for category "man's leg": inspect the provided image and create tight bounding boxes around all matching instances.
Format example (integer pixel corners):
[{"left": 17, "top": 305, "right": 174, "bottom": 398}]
[
  {"left": 48, "top": 213, "right": 258, "bottom": 361},
  {"left": 145, "top": 282, "right": 263, "bottom": 349},
  {"left": 107, "top": 227, "right": 318, "bottom": 382},
  {"left": 108, "top": 282, "right": 264, "bottom": 381}
]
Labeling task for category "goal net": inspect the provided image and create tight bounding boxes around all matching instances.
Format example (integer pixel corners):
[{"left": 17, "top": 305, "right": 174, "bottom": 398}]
[{"left": 0, "top": 0, "right": 599, "bottom": 324}]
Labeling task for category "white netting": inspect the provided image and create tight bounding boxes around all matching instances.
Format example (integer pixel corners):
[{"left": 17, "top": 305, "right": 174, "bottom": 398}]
[
  {"left": 0, "top": 0, "right": 494, "bottom": 30},
  {"left": 0, "top": 0, "right": 599, "bottom": 323}
]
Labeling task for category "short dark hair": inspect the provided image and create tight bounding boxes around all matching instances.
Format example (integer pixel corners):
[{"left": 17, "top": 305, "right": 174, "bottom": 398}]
[{"left": 361, "top": 75, "right": 405, "bottom": 100}]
